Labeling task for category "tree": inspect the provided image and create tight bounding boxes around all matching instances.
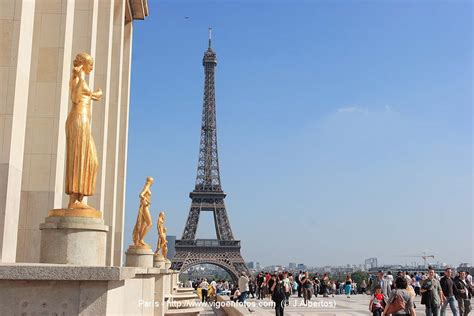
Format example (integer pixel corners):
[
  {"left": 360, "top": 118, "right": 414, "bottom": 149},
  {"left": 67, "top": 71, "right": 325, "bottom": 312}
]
[{"left": 350, "top": 271, "right": 369, "bottom": 285}]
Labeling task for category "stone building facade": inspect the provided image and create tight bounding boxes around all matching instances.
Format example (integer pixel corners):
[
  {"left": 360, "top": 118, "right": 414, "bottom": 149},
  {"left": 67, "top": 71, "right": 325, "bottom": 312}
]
[{"left": 0, "top": 0, "right": 149, "bottom": 266}]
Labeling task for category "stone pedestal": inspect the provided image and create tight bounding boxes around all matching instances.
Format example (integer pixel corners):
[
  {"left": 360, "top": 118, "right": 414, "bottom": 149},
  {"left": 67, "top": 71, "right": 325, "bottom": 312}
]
[
  {"left": 39, "top": 209, "right": 108, "bottom": 265},
  {"left": 154, "top": 255, "right": 166, "bottom": 269},
  {"left": 125, "top": 246, "right": 154, "bottom": 267},
  {"left": 154, "top": 254, "right": 172, "bottom": 270},
  {"left": 164, "top": 259, "right": 172, "bottom": 270}
]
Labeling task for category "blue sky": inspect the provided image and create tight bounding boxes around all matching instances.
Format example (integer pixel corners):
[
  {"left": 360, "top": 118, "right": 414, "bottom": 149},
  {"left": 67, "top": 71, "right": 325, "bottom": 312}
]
[{"left": 125, "top": 0, "right": 472, "bottom": 267}]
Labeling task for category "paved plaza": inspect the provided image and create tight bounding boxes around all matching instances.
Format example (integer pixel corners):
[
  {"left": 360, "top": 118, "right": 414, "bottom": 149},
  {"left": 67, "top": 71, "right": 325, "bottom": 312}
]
[{"left": 201, "top": 293, "right": 459, "bottom": 315}]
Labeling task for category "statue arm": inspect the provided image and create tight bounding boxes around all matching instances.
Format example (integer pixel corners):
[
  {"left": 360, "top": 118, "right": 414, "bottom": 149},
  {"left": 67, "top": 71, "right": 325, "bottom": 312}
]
[
  {"left": 139, "top": 187, "right": 149, "bottom": 202},
  {"left": 91, "top": 88, "right": 102, "bottom": 101},
  {"left": 80, "top": 79, "right": 102, "bottom": 101}
]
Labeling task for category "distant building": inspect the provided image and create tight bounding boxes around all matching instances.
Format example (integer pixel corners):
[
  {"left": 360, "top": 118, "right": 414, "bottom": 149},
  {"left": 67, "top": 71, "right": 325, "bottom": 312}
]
[
  {"left": 263, "top": 265, "right": 284, "bottom": 272},
  {"left": 297, "top": 264, "right": 307, "bottom": 271},
  {"left": 246, "top": 262, "right": 256, "bottom": 269},
  {"left": 167, "top": 235, "right": 176, "bottom": 259},
  {"left": 331, "top": 266, "right": 355, "bottom": 275},
  {"left": 365, "top": 258, "right": 378, "bottom": 270},
  {"left": 368, "top": 264, "right": 448, "bottom": 276},
  {"left": 289, "top": 262, "right": 297, "bottom": 269}
]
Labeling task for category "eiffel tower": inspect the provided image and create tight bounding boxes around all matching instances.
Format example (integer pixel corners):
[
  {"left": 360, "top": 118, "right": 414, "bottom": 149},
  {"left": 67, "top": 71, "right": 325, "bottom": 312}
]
[{"left": 171, "top": 30, "right": 248, "bottom": 282}]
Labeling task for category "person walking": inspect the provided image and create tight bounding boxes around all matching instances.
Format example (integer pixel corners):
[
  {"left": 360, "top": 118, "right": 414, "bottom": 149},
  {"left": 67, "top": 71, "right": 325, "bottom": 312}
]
[
  {"left": 413, "top": 273, "right": 421, "bottom": 296},
  {"left": 249, "top": 278, "right": 256, "bottom": 299},
  {"left": 268, "top": 274, "right": 276, "bottom": 297},
  {"left": 371, "top": 270, "right": 392, "bottom": 304},
  {"left": 421, "top": 266, "right": 445, "bottom": 316},
  {"left": 271, "top": 273, "right": 286, "bottom": 316},
  {"left": 200, "top": 278, "right": 209, "bottom": 303},
  {"left": 292, "top": 277, "right": 298, "bottom": 295},
  {"left": 282, "top": 271, "right": 291, "bottom": 306},
  {"left": 238, "top": 272, "right": 250, "bottom": 303},
  {"left": 454, "top": 271, "right": 472, "bottom": 316},
  {"left": 369, "top": 285, "right": 386, "bottom": 316},
  {"left": 440, "top": 267, "right": 459, "bottom": 316},
  {"left": 360, "top": 279, "right": 367, "bottom": 294},
  {"left": 301, "top": 272, "right": 313, "bottom": 304},
  {"left": 386, "top": 271, "right": 394, "bottom": 289},
  {"left": 257, "top": 272, "right": 265, "bottom": 300},
  {"left": 466, "top": 272, "right": 473, "bottom": 287},
  {"left": 297, "top": 271, "right": 304, "bottom": 298},
  {"left": 345, "top": 274, "right": 353, "bottom": 298},
  {"left": 321, "top": 273, "right": 329, "bottom": 297},
  {"left": 383, "top": 276, "right": 417, "bottom": 316}
]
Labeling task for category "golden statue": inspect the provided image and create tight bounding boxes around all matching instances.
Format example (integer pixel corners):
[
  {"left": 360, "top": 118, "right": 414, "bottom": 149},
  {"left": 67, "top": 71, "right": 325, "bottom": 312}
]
[
  {"left": 154, "top": 211, "right": 168, "bottom": 259},
  {"left": 65, "top": 52, "right": 102, "bottom": 209},
  {"left": 132, "top": 177, "right": 154, "bottom": 248}
]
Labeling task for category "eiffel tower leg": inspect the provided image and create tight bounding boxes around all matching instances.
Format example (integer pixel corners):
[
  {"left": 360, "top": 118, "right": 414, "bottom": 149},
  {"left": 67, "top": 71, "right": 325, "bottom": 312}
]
[
  {"left": 181, "top": 207, "right": 200, "bottom": 240},
  {"left": 214, "top": 206, "right": 234, "bottom": 240}
]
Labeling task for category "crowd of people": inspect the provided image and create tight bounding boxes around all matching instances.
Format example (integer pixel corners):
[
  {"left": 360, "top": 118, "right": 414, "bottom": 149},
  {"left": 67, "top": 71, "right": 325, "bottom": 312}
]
[
  {"left": 368, "top": 267, "right": 472, "bottom": 316},
  {"left": 188, "top": 267, "right": 472, "bottom": 316}
]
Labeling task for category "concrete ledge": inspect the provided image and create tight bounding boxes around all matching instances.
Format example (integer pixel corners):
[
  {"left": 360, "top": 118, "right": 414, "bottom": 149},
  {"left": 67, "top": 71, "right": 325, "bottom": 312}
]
[
  {"left": 165, "top": 293, "right": 198, "bottom": 300},
  {"left": 164, "top": 306, "right": 202, "bottom": 315},
  {"left": 216, "top": 296, "right": 272, "bottom": 316},
  {"left": 0, "top": 263, "right": 148, "bottom": 281}
]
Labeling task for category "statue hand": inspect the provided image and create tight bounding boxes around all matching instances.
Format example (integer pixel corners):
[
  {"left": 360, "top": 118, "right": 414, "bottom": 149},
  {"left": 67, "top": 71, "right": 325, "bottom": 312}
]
[
  {"left": 93, "top": 88, "right": 103, "bottom": 100},
  {"left": 73, "top": 65, "right": 83, "bottom": 74}
]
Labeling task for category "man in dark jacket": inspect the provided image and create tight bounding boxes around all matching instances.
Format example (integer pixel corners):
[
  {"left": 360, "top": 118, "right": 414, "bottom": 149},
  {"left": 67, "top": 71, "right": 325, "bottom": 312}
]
[
  {"left": 454, "top": 271, "right": 472, "bottom": 316},
  {"left": 440, "top": 268, "right": 459, "bottom": 316},
  {"left": 256, "top": 272, "right": 265, "bottom": 300}
]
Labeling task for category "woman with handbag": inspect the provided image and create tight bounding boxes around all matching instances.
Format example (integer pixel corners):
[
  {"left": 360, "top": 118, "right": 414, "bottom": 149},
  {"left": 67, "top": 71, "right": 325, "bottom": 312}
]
[{"left": 384, "top": 276, "right": 416, "bottom": 316}]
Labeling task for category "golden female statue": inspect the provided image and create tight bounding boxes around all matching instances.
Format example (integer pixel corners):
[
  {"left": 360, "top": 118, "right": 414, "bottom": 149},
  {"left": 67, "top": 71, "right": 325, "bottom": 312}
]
[
  {"left": 65, "top": 53, "right": 102, "bottom": 209},
  {"left": 132, "top": 177, "right": 154, "bottom": 247},
  {"left": 155, "top": 211, "right": 168, "bottom": 259}
]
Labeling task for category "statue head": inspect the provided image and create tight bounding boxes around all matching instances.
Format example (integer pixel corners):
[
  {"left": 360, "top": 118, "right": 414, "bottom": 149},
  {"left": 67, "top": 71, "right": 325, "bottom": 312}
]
[
  {"left": 73, "top": 52, "right": 94, "bottom": 74},
  {"left": 159, "top": 211, "right": 165, "bottom": 221},
  {"left": 146, "top": 176, "right": 154, "bottom": 184}
]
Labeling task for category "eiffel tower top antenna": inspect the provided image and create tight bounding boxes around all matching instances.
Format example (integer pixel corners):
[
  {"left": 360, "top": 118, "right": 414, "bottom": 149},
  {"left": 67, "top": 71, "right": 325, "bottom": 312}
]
[{"left": 208, "top": 27, "right": 212, "bottom": 48}]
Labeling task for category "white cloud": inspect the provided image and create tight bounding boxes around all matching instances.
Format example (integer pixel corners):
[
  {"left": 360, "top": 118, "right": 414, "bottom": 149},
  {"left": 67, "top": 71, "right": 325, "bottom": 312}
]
[{"left": 336, "top": 106, "right": 368, "bottom": 114}]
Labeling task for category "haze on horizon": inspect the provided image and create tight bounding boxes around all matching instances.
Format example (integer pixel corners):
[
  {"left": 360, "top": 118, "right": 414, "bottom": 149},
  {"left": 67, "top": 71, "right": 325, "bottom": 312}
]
[{"left": 124, "top": 0, "right": 473, "bottom": 269}]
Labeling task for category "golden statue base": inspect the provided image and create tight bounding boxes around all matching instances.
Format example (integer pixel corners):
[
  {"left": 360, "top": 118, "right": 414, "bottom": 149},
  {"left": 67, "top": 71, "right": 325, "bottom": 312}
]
[
  {"left": 153, "top": 253, "right": 165, "bottom": 261},
  {"left": 153, "top": 254, "right": 171, "bottom": 269},
  {"left": 125, "top": 244, "right": 154, "bottom": 268},
  {"left": 48, "top": 208, "right": 102, "bottom": 219},
  {"left": 128, "top": 244, "right": 152, "bottom": 250}
]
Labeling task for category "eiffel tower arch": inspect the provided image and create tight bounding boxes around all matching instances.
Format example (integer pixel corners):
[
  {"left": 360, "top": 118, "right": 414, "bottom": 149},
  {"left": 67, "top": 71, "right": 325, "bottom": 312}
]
[{"left": 171, "top": 30, "right": 248, "bottom": 282}]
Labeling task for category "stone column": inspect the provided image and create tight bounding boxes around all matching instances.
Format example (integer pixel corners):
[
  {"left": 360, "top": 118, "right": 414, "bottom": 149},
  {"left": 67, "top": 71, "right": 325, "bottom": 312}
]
[
  {"left": 88, "top": 0, "right": 114, "bottom": 218},
  {"left": 103, "top": 0, "right": 126, "bottom": 266},
  {"left": 51, "top": 0, "right": 75, "bottom": 211},
  {"left": 114, "top": 21, "right": 133, "bottom": 266},
  {"left": 15, "top": 0, "right": 73, "bottom": 263},
  {"left": 0, "top": 0, "right": 36, "bottom": 263}
]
